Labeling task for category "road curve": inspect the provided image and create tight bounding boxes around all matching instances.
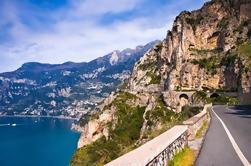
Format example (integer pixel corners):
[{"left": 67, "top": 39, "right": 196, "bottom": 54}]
[{"left": 195, "top": 105, "right": 251, "bottom": 166}]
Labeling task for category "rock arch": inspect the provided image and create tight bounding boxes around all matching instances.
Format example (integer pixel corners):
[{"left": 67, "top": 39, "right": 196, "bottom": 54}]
[
  {"left": 210, "top": 93, "right": 220, "bottom": 98},
  {"left": 179, "top": 94, "right": 189, "bottom": 100},
  {"left": 179, "top": 94, "right": 189, "bottom": 106}
]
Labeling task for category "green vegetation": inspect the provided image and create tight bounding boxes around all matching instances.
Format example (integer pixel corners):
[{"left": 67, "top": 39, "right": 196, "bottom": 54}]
[
  {"left": 186, "top": 15, "right": 203, "bottom": 32},
  {"left": 192, "top": 90, "right": 240, "bottom": 105},
  {"left": 217, "top": 17, "right": 229, "bottom": 29},
  {"left": 210, "top": 95, "right": 240, "bottom": 105},
  {"left": 145, "top": 98, "right": 175, "bottom": 127},
  {"left": 238, "top": 42, "right": 251, "bottom": 68},
  {"left": 234, "top": 19, "right": 251, "bottom": 34},
  {"left": 172, "top": 25, "right": 178, "bottom": 32},
  {"left": 175, "top": 86, "right": 181, "bottom": 91},
  {"left": 181, "top": 105, "right": 202, "bottom": 116},
  {"left": 71, "top": 92, "right": 145, "bottom": 166},
  {"left": 72, "top": 94, "right": 201, "bottom": 165},
  {"left": 215, "top": 87, "right": 238, "bottom": 93},
  {"left": 168, "top": 146, "right": 195, "bottom": 166},
  {"left": 193, "top": 90, "right": 208, "bottom": 104},
  {"left": 154, "top": 42, "right": 163, "bottom": 52},
  {"left": 191, "top": 56, "right": 220, "bottom": 75},
  {"left": 189, "top": 48, "right": 223, "bottom": 55},
  {"left": 238, "top": 42, "right": 251, "bottom": 58},
  {"left": 137, "top": 57, "right": 161, "bottom": 85},
  {"left": 138, "top": 60, "right": 156, "bottom": 71},
  {"left": 138, "top": 47, "right": 162, "bottom": 86},
  {"left": 79, "top": 114, "right": 91, "bottom": 127},
  {"left": 144, "top": 98, "right": 200, "bottom": 139},
  {"left": 189, "top": 47, "right": 242, "bottom": 75},
  {"left": 146, "top": 71, "right": 161, "bottom": 85},
  {"left": 195, "top": 120, "right": 208, "bottom": 139},
  {"left": 220, "top": 53, "right": 238, "bottom": 67}
]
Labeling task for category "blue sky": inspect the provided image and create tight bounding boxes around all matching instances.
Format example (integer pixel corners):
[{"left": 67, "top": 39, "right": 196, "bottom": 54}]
[{"left": 0, "top": 0, "right": 207, "bottom": 72}]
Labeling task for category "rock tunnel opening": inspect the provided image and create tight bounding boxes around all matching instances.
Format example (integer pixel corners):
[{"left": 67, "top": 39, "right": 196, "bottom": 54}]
[
  {"left": 179, "top": 94, "right": 189, "bottom": 106},
  {"left": 179, "top": 94, "right": 189, "bottom": 100},
  {"left": 210, "top": 93, "right": 220, "bottom": 98}
]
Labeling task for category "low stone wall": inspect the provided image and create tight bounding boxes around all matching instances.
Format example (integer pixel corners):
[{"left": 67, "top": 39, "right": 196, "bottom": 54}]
[
  {"left": 105, "top": 104, "right": 211, "bottom": 166},
  {"left": 183, "top": 104, "right": 212, "bottom": 140},
  {"left": 147, "top": 131, "right": 187, "bottom": 166},
  {"left": 105, "top": 125, "right": 188, "bottom": 166}
]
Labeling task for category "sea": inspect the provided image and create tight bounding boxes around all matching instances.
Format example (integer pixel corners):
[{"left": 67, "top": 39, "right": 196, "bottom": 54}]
[{"left": 0, "top": 117, "right": 80, "bottom": 166}]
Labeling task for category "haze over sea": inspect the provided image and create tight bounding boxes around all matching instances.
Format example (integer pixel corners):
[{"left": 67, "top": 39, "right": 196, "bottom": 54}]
[{"left": 0, "top": 117, "right": 80, "bottom": 166}]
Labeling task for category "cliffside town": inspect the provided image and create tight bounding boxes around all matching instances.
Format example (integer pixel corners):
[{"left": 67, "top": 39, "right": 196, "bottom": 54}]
[
  {"left": 71, "top": 0, "right": 251, "bottom": 165},
  {"left": 0, "top": 41, "right": 156, "bottom": 118}
]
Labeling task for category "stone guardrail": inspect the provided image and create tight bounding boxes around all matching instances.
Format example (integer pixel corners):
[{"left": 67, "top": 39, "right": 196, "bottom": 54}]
[
  {"left": 105, "top": 104, "right": 211, "bottom": 166},
  {"left": 183, "top": 103, "right": 212, "bottom": 140},
  {"left": 105, "top": 125, "right": 188, "bottom": 166}
]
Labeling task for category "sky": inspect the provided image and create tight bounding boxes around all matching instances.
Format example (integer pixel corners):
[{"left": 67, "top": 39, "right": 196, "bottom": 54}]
[{"left": 0, "top": 0, "right": 207, "bottom": 72}]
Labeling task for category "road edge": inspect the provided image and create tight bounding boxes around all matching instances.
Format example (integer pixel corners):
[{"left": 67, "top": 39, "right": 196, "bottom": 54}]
[
  {"left": 192, "top": 107, "right": 212, "bottom": 165},
  {"left": 212, "top": 106, "right": 250, "bottom": 166}
]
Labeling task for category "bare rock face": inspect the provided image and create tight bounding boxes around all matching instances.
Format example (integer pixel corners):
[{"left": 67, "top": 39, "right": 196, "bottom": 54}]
[
  {"left": 128, "top": 0, "right": 251, "bottom": 110},
  {"left": 129, "top": 47, "right": 162, "bottom": 93},
  {"left": 240, "top": 2, "right": 251, "bottom": 21},
  {"left": 77, "top": 107, "right": 116, "bottom": 148}
]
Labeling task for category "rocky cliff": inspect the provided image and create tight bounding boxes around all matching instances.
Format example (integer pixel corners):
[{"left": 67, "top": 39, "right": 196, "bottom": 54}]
[{"left": 71, "top": 0, "right": 251, "bottom": 165}]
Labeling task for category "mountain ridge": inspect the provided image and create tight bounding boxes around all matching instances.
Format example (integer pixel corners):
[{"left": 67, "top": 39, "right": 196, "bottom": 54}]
[{"left": 0, "top": 40, "right": 158, "bottom": 117}]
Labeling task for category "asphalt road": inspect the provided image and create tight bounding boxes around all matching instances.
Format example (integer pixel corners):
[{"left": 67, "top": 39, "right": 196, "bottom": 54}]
[{"left": 195, "top": 105, "right": 251, "bottom": 166}]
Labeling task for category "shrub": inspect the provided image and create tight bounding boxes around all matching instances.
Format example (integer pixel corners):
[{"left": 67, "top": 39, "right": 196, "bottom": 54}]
[
  {"left": 209, "top": 96, "right": 240, "bottom": 105},
  {"left": 220, "top": 53, "right": 238, "bottom": 67},
  {"left": 238, "top": 42, "right": 251, "bottom": 69},
  {"left": 191, "top": 56, "right": 220, "bottom": 75},
  {"left": 146, "top": 71, "right": 161, "bottom": 85},
  {"left": 71, "top": 92, "right": 145, "bottom": 166},
  {"left": 154, "top": 42, "right": 163, "bottom": 52},
  {"left": 215, "top": 87, "right": 238, "bottom": 92},
  {"left": 238, "top": 43, "right": 251, "bottom": 60},
  {"left": 144, "top": 98, "right": 201, "bottom": 139},
  {"left": 195, "top": 121, "right": 208, "bottom": 139},
  {"left": 138, "top": 61, "right": 156, "bottom": 71},
  {"left": 168, "top": 146, "right": 195, "bottom": 166},
  {"left": 217, "top": 17, "right": 229, "bottom": 29},
  {"left": 192, "top": 91, "right": 208, "bottom": 103},
  {"left": 72, "top": 94, "right": 202, "bottom": 165},
  {"left": 186, "top": 14, "right": 203, "bottom": 32},
  {"left": 181, "top": 105, "right": 201, "bottom": 119},
  {"left": 79, "top": 114, "right": 91, "bottom": 127}
]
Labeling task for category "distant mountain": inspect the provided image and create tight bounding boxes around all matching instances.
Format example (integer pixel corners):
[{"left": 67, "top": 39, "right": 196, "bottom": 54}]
[{"left": 0, "top": 40, "right": 158, "bottom": 118}]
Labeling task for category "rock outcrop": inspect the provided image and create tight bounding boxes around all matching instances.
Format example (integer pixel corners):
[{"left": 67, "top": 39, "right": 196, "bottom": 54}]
[
  {"left": 129, "top": 0, "right": 251, "bottom": 108},
  {"left": 72, "top": 0, "right": 251, "bottom": 165}
]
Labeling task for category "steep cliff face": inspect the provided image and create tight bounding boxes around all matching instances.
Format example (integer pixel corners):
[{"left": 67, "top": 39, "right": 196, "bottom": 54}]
[
  {"left": 130, "top": 0, "right": 251, "bottom": 109},
  {"left": 72, "top": 0, "right": 251, "bottom": 165}
]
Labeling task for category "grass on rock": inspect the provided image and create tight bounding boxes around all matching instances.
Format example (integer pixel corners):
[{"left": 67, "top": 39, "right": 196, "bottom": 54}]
[
  {"left": 71, "top": 92, "right": 145, "bottom": 166},
  {"left": 168, "top": 146, "right": 195, "bottom": 166},
  {"left": 195, "top": 120, "right": 208, "bottom": 139}
]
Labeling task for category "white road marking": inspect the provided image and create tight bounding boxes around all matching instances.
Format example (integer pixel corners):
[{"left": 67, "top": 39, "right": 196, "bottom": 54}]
[{"left": 212, "top": 107, "right": 251, "bottom": 166}]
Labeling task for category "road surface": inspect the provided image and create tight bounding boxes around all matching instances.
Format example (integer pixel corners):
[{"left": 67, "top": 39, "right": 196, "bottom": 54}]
[{"left": 195, "top": 105, "right": 251, "bottom": 166}]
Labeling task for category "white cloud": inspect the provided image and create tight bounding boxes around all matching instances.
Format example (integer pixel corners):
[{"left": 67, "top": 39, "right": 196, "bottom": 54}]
[
  {"left": 0, "top": 0, "right": 206, "bottom": 72},
  {"left": 68, "top": 0, "right": 143, "bottom": 16}
]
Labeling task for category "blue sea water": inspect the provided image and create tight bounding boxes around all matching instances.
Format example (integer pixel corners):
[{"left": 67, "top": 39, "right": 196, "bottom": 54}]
[{"left": 0, "top": 117, "right": 80, "bottom": 166}]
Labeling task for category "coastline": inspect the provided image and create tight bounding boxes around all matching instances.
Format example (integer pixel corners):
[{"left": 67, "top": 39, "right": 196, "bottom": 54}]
[{"left": 0, "top": 115, "right": 79, "bottom": 120}]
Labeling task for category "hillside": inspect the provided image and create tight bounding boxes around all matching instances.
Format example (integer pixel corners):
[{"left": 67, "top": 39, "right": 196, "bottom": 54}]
[
  {"left": 0, "top": 41, "right": 157, "bottom": 118},
  {"left": 71, "top": 0, "right": 251, "bottom": 165}
]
